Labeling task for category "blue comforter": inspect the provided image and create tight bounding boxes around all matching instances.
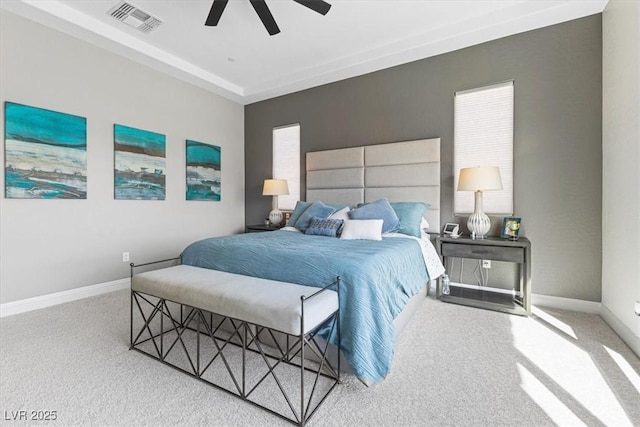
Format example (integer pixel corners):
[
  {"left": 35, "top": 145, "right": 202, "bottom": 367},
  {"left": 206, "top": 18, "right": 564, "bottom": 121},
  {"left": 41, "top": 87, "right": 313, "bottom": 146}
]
[{"left": 181, "top": 230, "right": 429, "bottom": 384}]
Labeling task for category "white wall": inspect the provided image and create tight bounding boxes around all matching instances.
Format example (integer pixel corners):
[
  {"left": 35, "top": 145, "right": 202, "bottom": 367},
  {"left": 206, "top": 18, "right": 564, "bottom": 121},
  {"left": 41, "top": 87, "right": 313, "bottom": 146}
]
[
  {"left": 602, "top": 0, "right": 640, "bottom": 356},
  {"left": 0, "top": 11, "right": 245, "bottom": 304}
]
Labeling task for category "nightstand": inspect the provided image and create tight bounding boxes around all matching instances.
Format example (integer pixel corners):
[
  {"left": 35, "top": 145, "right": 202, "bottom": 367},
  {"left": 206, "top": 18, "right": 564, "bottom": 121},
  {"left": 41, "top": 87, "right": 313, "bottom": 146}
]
[
  {"left": 436, "top": 235, "right": 531, "bottom": 316},
  {"left": 246, "top": 224, "right": 282, "bottom": 233}
]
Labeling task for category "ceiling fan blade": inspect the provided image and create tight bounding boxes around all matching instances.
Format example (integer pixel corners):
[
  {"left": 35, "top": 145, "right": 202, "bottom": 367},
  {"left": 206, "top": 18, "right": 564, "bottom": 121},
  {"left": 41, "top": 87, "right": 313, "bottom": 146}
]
[
  {"left": 250, "top": 0, "right": 280, "bottom": 35},
  {"left": 292, "top": 0, "right": 331, "bottom": 15},
  {"left": 205, "top": 0, "right": 228, "bottom": 26}
]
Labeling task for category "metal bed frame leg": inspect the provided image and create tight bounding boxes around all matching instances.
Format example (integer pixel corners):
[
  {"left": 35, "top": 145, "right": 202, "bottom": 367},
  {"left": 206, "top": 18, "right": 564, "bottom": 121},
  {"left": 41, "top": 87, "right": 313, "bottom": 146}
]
[
  {"left": 242, "top": 321, "right": 247, "bottom": 398},
  {"left": 300, "top": 295, "right": 306, "bottom": 427},
  {"left": 337, "top": 276, "right": 341, "bottom": 384},
  {"left": 129, "top": 262, "right": 134, "bottom": 351}
]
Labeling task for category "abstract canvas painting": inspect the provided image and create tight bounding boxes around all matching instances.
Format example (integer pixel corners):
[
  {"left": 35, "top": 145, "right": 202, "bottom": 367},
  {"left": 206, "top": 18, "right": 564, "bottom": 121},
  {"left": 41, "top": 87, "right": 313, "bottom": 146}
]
[
  {"left": 114, "top": 124, "right": 166, "bottom": 200},
  {"left": 186, "top": 140, "right": 221, "bottom": 201},
  {"left": 4, "top": 102, "right": 87, "bottom": 199}
]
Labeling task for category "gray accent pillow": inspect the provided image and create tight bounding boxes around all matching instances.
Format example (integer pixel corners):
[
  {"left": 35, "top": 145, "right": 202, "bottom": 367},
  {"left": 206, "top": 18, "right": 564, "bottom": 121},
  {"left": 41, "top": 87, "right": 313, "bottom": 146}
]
[{"left": 305, "top": 217, "right": 344, "bottom": 237}]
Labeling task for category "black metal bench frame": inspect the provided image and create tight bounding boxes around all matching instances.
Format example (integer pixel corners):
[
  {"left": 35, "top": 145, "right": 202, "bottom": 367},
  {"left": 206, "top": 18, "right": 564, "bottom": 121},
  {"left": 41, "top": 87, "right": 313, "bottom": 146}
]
[{"left": 129, "top": 258, "right": 341, "bottom": 426}]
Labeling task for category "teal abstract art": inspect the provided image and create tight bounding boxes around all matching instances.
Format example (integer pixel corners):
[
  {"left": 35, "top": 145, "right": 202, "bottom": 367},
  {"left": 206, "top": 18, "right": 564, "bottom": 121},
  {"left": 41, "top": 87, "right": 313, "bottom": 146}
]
[
  {"left": 186, "top": 140, "right": 221, "bottom": 201},
  {"left": 4, "top": 102, "right": 87, "bottom": 199},
  {"left": 114, "top": 124, "right": 166, "bottom": 200}
]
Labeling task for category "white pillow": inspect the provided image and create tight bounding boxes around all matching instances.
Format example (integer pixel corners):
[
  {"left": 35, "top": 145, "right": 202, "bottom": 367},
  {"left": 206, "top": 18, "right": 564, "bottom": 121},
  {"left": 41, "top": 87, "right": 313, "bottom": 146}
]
[
  {"left": 420, "top": 217, "right": 430, "bottom": 233},
  {"left": 329, "top": 206, "right": 350, "bottom": 221},
  {"left": 340, "top": 219, "right": 383, "bottom": 241}
]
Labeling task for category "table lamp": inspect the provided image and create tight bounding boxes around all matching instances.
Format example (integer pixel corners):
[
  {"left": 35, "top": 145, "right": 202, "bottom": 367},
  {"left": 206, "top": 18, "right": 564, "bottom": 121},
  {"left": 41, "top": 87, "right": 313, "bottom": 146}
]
[
  {"left": 457, "top": 166, "right": 503, "bottom": 239},
  {"left": 262, "top": 179, "right": 289, "bottom": 226}
]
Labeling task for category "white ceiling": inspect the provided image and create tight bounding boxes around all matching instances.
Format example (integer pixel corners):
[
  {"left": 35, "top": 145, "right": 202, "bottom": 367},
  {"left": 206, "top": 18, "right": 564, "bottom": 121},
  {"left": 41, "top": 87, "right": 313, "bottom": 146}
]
[{"left": 1, "top": 0, "right": 608, "bottom": 105}]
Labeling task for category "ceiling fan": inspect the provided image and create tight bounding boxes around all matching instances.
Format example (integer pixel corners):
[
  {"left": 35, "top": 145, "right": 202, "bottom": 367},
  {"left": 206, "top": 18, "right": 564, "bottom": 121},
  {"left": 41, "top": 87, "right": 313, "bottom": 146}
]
[{"left": 205, "top": 0, "right": 332, "bottom": 36}]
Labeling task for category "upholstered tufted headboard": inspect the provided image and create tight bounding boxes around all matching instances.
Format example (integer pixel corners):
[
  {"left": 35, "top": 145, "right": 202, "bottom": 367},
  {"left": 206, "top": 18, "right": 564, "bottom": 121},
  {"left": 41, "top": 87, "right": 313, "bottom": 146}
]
[{"left": 306, "top": 138, "right": 441, "bottom": 233}]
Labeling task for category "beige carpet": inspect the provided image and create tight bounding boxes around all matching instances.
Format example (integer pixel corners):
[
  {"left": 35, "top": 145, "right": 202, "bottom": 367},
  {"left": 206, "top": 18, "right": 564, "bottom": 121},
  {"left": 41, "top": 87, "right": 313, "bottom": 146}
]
[{"left": 1, "top": 289, "right": 639, "bottom": 426}]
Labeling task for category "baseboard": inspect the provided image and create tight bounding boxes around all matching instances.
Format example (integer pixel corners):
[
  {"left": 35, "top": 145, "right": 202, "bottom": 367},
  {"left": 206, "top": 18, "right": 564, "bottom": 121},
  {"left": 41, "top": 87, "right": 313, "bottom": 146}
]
[
  {"left": 600, "top": 303, "right": 640, "bottom": 358},
  {"left": 0, "top": 278, "right": 130, "bottom": 318},
  {"left": 531, "top": 293, "right": 601, "bottom": 314}
]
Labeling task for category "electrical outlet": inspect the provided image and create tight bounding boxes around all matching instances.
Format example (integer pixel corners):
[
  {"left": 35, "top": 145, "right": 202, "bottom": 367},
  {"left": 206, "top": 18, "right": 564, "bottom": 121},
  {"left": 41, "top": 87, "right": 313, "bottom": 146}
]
[
  {"left": 122, "top": 252, "right": 130, "bottom": 262},
  {"left": 482, "top": 259, "right": 491, "bottom": 269}
]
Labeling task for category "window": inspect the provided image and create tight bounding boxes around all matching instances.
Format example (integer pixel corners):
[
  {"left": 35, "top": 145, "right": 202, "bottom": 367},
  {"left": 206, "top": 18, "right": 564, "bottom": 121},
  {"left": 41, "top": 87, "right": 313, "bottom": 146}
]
[
  {"left": 272, "top": 123, "right": 300, "bottom": 210},
  {"left": 454, "top": 81, "right": 514, "bottom": 215}
]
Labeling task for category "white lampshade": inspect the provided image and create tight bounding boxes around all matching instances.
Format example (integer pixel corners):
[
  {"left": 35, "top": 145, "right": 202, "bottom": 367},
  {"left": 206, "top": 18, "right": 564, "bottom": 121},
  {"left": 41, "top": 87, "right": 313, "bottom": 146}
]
[
  {"left": 262, "top": 179, "right": 289, "bottom": 226},
  {"left": 457, "top": 166, "right": 503, "bottom": 192},
  {"left": 457, "top": 166, "right": 503, "bottom": 239},
  {"left": 262, "top": 179, "right": 289, "bottom": 196}
]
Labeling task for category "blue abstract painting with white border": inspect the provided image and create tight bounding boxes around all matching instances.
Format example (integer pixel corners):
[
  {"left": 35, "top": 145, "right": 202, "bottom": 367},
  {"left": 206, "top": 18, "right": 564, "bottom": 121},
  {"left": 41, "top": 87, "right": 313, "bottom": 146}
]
[
  {"left": 114, "top": 124, "right": 166, "bottom": 200},
  {"left": 4, "top": 102, "right": 87, "bottom": 199},
  {"left": 186, "top": 140, "right": 221, "bottom": 201}
]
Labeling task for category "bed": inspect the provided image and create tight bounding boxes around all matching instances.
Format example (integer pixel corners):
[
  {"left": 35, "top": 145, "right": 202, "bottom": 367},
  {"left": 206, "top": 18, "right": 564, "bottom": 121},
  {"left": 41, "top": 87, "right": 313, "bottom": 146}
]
[{"left": 181, "top": 138, "right": 444, "bottom": 385}]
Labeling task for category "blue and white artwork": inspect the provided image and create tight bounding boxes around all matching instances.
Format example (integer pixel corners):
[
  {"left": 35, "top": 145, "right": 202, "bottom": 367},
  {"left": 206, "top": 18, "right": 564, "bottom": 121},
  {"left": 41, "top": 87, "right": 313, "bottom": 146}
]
[
  {"left": 186, "top": 140, "right": 221, "bottom": 201},
  {"left": 114, "top": 124, "right": 165, "bottom": 200},
  {"left": 4, "top": 102, "right": 87, "bottom": 199}
]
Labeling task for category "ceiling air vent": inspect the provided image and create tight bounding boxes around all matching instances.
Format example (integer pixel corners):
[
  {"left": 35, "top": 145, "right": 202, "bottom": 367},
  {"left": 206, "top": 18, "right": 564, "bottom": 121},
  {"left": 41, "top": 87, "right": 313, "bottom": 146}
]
[{"left": 107, "top": 2, "right": 162, "bottom": 34}]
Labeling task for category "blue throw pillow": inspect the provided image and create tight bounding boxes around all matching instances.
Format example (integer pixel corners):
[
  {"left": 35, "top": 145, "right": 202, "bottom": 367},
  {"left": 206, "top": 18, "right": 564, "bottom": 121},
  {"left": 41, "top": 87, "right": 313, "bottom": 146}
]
[
  {"left": 348, "top": 198, "right": 399, "bottom": 234},
  {"left": 295, "top": 201, "right": 336, "bottom": 232},
  {"left": 390, "top": 202, "right": 430, "bottom": 238},
  {"left": 286, "top": 201, "right": 312, "bottom": 227},
  {"left": 305, "top": 217, "right": 344, "bottom": 237}
]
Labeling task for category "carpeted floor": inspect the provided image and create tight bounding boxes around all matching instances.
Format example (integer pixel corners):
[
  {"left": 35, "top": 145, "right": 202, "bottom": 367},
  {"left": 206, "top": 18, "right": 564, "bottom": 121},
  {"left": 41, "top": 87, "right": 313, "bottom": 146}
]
[{"left": 1, "top": 289, "right": 639, "bottom": 426}]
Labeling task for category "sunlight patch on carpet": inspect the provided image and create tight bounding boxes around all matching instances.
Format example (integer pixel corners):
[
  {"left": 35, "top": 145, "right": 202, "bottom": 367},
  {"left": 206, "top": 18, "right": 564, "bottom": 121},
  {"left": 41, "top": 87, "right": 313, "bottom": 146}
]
[
  {"left": 532, "top": 306, "right": 577, "bottom": 339},
  {"left": 516, "top": 362, "right": 586, "bottom": 426},
  {"left": 511, "top": 311, "right": 633, "bottom": 427},
  {"left": 604, "top": 345, "right": 640, "bottom": 395}
]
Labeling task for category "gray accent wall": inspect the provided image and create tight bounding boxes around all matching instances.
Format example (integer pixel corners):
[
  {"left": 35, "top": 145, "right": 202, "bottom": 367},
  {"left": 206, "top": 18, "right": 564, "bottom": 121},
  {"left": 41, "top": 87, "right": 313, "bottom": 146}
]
[
  {"left": 0, "top": 12, "right": 245, "bottom": 304},
  {"left": 245, "top": 15, "right": 603, "bottom": 302}
]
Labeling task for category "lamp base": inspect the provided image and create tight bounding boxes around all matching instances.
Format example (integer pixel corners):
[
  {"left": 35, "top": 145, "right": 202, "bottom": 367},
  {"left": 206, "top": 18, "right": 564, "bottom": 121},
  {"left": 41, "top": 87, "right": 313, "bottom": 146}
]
[
  {"left": 467, "top": 190, "right": 491, "bottom": 239},
  {"left": 269, "top": 209, "right": 283, "bottom": 226},
  {"left": 467, "top": 211, "right": 491, "bottom": 239}
]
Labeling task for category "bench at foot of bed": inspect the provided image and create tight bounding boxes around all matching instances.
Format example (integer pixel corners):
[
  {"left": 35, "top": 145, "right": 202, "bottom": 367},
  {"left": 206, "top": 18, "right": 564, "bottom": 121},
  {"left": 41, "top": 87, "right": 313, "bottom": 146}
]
[{"left": 129, "top": 260, "right": 340, "bottom": 427}]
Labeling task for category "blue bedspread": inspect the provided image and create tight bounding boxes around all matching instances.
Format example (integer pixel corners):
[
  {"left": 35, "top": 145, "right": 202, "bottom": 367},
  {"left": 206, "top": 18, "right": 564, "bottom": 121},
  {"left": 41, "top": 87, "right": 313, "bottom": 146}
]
[{"left": 181, "top": 230, "right": 429, "bottom": 384}]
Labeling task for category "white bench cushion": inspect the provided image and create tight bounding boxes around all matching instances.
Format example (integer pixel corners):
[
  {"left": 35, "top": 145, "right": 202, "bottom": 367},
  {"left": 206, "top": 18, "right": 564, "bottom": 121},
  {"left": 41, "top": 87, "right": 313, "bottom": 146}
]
[{"left": 131, "top": 265, "right": 338, "bottom": 335}]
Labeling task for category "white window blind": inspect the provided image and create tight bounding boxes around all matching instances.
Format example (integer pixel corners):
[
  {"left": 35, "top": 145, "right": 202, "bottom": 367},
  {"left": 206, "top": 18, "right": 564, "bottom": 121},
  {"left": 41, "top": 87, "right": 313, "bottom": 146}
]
[
  {"left": 272, "top": 124, "right": 300, "bottom": 210},
  {"left": 454, "top": 81, "right": 514, "bottom": 215}
]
